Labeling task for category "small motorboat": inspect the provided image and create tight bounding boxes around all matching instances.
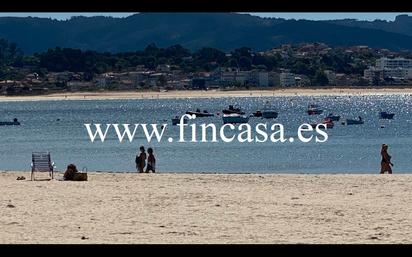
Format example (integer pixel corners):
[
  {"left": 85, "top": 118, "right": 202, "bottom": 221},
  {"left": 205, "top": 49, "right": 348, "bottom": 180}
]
[
  {"left": 252, "top": 110, "right": 262, "bottom": 117},
  {"left": 222, "top": 113, "right": 249, "bottom": 124},
  {"left": 311, "top": 117, "right": 334, "bottom": 129},
  {"left": 262, "top": 109, "right": 278, "bottom": 119},
  {"left": 171, "top": 116, "right": 188, "bottom": 126},
  {"left": 379, "top": 112, "right": 395, "bottom": 120},
  {"left": 185, "top": 109, "right": 214, "bottom": 117},
  {"left": 261, "top": 102, "right": 278, "bottom": 119},
  {"left": 341, "top": 116, "right": 364, "bottom": 125},
  {"left": 0, "top": 118, "right": 21, "bottom": 126},
  {"left": 222, "top": 105, "right": 245, "bottom": 115},
  {"left": 307, "top": 104, "right": 323, "bottom": 115},
  {"left": 325, "top": 113, "right": 340, "bottom": 121}
]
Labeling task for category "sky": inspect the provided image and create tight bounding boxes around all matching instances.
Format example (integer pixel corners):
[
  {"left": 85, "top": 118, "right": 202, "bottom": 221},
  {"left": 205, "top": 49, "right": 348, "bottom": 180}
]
[{"left": 0, "top": 13, "right": 411, "bottom": 21}]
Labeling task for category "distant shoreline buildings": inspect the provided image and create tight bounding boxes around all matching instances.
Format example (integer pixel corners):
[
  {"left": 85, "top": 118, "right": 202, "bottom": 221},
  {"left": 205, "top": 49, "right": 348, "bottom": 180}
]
[
  {"left": 2, "top": 43, "right": 412, "bottom": 96},
  {"left": 364, "top": 57, "right": 412, "bottom": 85}
]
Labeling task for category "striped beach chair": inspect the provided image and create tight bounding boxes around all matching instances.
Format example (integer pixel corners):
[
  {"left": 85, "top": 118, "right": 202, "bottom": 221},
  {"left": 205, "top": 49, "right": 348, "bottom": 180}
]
[{"left": 31, "top": 152, "right": 55, "bottom": 180}]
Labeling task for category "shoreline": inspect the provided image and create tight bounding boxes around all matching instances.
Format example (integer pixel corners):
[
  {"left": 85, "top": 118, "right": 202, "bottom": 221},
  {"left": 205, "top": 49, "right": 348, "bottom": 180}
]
[
  {"left": 1, "top": 171, "right": 412, "bottom": 243},
  {"left": 0, "top": 170, "right": 407, "bottom": 174},
  {"left": 1, "top": 88, "right": 412, "bottom": 102}
]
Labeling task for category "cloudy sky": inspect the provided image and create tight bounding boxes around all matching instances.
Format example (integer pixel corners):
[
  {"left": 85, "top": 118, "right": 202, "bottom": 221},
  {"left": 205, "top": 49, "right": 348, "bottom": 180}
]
[{"left": 0, "top": 13, "right": 410, "bottom": 21}]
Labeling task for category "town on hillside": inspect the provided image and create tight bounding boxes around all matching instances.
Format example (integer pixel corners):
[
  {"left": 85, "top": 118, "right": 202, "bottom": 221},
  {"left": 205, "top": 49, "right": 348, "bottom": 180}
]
[{"left": 1, "top": 41, "right": 412, "bottom": 96}]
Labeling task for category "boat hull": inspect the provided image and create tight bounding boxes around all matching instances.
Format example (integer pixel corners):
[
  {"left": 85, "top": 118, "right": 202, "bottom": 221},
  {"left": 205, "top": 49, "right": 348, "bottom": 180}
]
[
  {"left": 379, "top": 112, "right": 395, "bottom": 119},
  {"left": 0, "top": 121, "right": 20, "bottom": 126},
  {"left": 262, "top": 111, "right": 278, "bottom": 119},
  {"left": 222, "top": 115, "right": 249, "bottom": 124},
  {"left": 185, "top": 111, "right": 214, "bottom": 117},
  {"left": 172, "top": 118, "right": 188, "bottom": 126},
  {"left": 342, "top": 119, "right": 364, "bottom": 125},
  {"left": 222, "top": 110, "right": 245, "bottom": 115},
  {"left": 326, "top": 115, "right": 340, "bottom": 121},
  {"left": 307, "top": 110, "right": 323, "bottom": 115},
  {"left": 311, "top": 123, "right": 334, "bottom": 129}
]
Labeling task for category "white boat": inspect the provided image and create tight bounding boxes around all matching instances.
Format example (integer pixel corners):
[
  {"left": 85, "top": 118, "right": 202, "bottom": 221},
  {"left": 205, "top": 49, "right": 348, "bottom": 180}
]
[{"left": 222, "top": 114, "right": 249, "bottom": 124}]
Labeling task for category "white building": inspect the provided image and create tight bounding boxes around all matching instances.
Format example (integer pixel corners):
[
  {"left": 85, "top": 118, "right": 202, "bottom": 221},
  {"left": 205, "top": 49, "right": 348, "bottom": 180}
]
[
  {"left": 220, "top": 70, "right": 251, "bottom": 85},
  {"left": 376, "top": 57, "right": 412, "bottom": 70},
  {"left": 257, "top": 72, "right": 269, "bottom": 87},
  {"left": 268, "top": 72, "right": 280, "bottom": 87},
  {"left": 280, "top": 71, "right": 296, "bottom": 87},
  {"left": 221, "top": 71, "right": 236, "bottom": 83},
  {"left": 248, "top": 71, "right": 269, "bottom": 87},
  {"left": 364, "top": 57, "right": 412, "bottom": 84},
  {"left": 235, "top": 71, "right": 250, "bottom": 84}
]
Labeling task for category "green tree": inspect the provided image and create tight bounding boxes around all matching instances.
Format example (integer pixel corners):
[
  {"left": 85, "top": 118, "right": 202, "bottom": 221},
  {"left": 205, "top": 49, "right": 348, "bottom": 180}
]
[
  {"left": 238, "top": 56, "right": 252, "bottom": 70},
  {"left": 313, "top": 70, "right": 329, "bottom": 86},
  {"left": 157, "top": 75, "right": 167, "bottom": 87}
]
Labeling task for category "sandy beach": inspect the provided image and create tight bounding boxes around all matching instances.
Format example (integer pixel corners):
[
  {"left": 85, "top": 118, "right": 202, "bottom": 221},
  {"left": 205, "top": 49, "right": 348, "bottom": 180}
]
[
  {"left": 1, "top": 171, "right": 412, "bottom": 244},
  {"left": 1, "top": 88, "right": 412, "bottom": 102}
]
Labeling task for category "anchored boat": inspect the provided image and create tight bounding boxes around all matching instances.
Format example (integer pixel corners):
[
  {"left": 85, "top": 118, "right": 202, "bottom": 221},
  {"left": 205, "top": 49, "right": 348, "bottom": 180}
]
[
  {"left": 325, "top": 113, "right": 340, "bottom": 121},
  {"left": 185, "top": 109, "right": 214, "bottom": 117},
  {"left": 0, "top": 118, "right": 21, "bottom": 126},
  {"left": 311, "top": 117, "right": 334, "bottom": 129},
  {"left": 341, "top": 116, "right": 364, "bottom": 125},
  {"left": 171, "top": 116, "right": 188, "bottom": 126},
  {"left": 222, "top": 113, "right": 249, "bottom": 124},
  {"left": 261, "top": 102, "right": 278, "bottom": 119},
  {"left": 307, "top": 104, "right": 323, "bottom": 115},
  {"left": 379, "top": 112, "right": 395, "bottom": 120},
  {"left": 222, "top": 105, "right": 245, "bottom": 115}
]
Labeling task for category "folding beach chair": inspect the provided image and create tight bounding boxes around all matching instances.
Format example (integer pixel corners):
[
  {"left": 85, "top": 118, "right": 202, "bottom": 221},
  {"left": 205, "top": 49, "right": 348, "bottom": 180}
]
[{"left": 31, "top": 152, "right": 55, "bottom": 180}]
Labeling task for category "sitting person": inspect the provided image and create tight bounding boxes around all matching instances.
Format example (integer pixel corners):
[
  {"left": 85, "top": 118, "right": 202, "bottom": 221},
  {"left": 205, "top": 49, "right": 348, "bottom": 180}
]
[{"left": 63, "top": 164, "right": 78, "bottom": 180}]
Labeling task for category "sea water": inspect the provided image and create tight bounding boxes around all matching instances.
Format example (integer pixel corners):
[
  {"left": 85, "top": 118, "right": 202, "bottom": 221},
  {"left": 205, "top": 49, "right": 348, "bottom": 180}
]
[{"left": 1, "top": 94, "right": 411, "bottom": 173}]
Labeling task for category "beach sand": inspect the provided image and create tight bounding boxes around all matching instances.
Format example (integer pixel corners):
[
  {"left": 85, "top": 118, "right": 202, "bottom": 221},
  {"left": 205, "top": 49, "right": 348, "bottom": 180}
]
[
  {"left": 1, "top": 88, "right": 412, "bottom": 102},
  {"left": 1, "top": 171, "right": 411, "bottom": 244}
]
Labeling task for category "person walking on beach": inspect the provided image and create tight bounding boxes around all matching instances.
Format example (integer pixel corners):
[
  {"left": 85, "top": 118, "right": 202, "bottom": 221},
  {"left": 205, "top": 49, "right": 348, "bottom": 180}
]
[
  {"left": 135, "top": 146, "right": 147, "bottom": 173},
  {"left": 380, "top": 144, "right": 393, "bottom": 174},
  {"left": 146, "top": 147, "right": 156, "bottom": 173}
]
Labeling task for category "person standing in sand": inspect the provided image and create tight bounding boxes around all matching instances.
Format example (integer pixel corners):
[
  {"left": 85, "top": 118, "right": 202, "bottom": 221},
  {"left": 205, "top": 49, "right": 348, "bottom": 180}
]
[
  {"left": 146, "top": 147, "right": 156, "bottom": 173},
  {"left": 135, "top": 146, "right": 147, "bottom": 173},
  {"left": 380, "top": 144, "right": 393, "bottom": 174}
]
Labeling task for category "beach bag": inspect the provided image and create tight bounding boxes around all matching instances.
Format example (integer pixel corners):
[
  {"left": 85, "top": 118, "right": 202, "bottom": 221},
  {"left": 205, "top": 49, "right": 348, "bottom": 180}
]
[
  {"left": 73, "top": 173, "right": 88, "bottom": 181},
  {"left": 73, "top": 167, "right": 88, "bottom": 181}
]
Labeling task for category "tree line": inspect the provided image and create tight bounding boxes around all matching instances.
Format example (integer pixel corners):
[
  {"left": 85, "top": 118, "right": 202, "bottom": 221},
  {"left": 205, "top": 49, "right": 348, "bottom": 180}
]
[{"left": 1, "top": 38, "right": 380, "bottom": 85}]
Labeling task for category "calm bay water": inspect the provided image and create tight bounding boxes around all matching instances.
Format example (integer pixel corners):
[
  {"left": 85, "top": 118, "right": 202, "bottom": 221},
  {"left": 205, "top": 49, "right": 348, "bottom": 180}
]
[{"left": 1, "top": 94, "right": 412, "bottom": 173}]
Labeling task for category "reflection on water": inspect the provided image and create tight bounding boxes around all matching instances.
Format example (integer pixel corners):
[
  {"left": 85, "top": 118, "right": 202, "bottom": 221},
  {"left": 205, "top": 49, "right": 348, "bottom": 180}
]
[{"left": 0, "top": 94, "right": 411, "bottom": 173}]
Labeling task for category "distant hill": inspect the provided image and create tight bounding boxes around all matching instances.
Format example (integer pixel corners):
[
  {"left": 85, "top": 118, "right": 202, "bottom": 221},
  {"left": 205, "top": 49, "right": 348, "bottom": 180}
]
[
  {"left": 327, "top": 15, "right": 412, "bottom": 37},
  {"left": 1, "top": 13, "right": 412, "bottom": 54}
]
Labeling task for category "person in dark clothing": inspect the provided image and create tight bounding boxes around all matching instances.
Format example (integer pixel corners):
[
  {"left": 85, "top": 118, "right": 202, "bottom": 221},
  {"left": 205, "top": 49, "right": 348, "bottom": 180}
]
[
  {"left": 146, "top": 147, "right": 156, "bottom": 173},
  {"left": 135, "top": 146, "right": 146, "bottom": 173},
  {"left": 64, "top": 164, "right": 78, "bottom": 180},
  {"left": 380, "top": 144, "right": 393, "bottom": 174}
]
